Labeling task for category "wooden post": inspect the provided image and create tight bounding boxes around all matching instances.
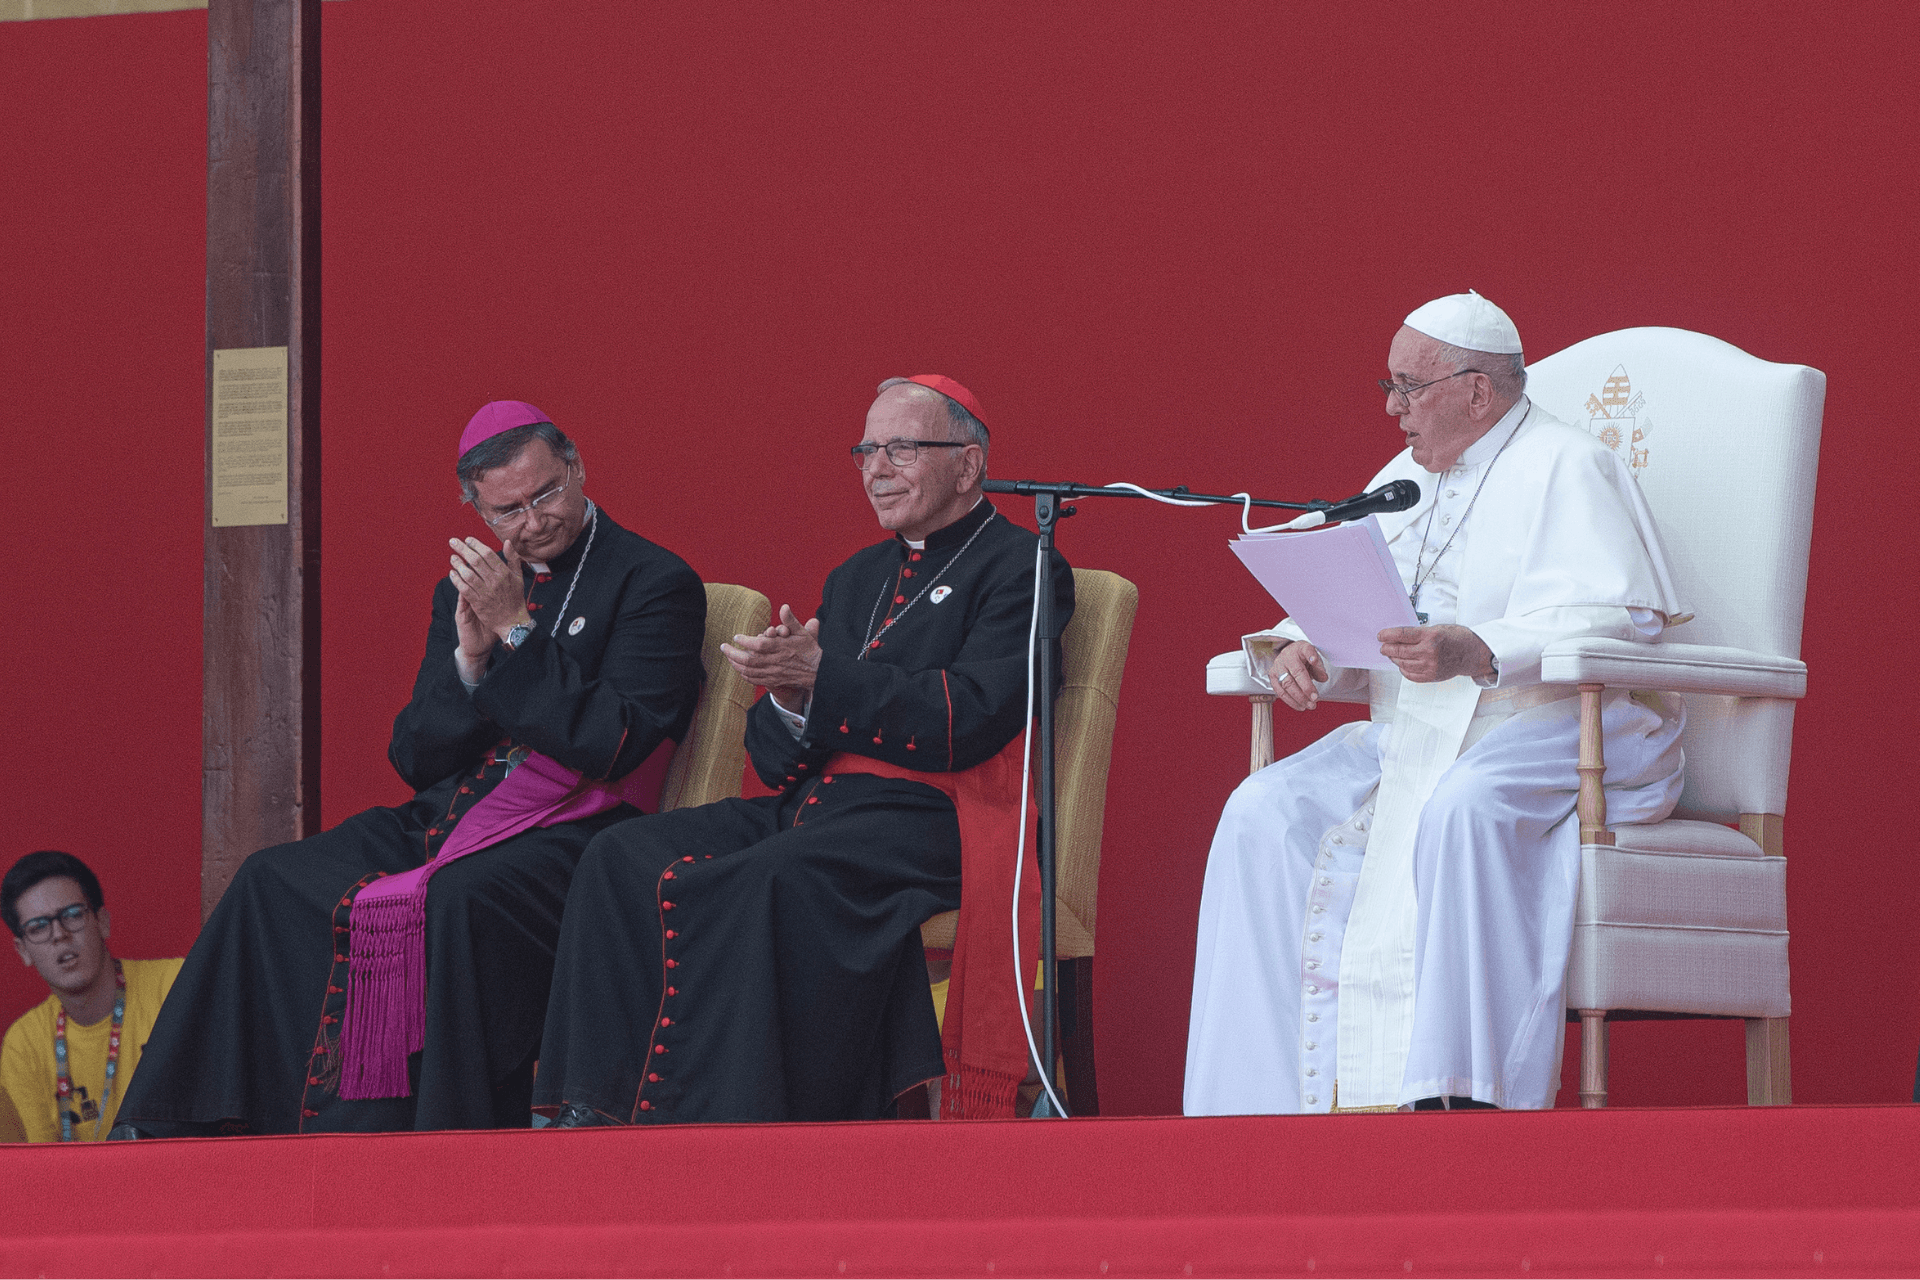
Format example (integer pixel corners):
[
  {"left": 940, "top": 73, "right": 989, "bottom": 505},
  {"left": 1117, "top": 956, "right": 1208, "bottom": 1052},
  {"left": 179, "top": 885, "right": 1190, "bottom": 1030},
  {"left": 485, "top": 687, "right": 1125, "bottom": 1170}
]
[
  {"left": 203, "top": 0, "right": 322, "bottom": 918},
  {"left": 1250, "top": 696, "right": 1275, "bottom": 775},
  {"left": 1576, "top": 683, "right": 1612, "bottom": 846},
  {"left": 1579, "top": 1009, "right": 1608, "bottom": 1108},
  {"left": 1739, "top": 812, "right": 1790, "bottom": 1103}
]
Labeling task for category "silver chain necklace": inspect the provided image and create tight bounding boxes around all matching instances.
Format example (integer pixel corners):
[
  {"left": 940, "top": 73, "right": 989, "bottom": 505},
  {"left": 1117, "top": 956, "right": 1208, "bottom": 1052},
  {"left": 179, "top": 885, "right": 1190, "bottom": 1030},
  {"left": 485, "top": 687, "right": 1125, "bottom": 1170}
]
[
  {"left": 548, "top": 499, "right": 597, "bottom": 637},
  {"left": 857, "top": 510, "right": 997, "bottom": 660},
  {"left": 1409, "top": 404, "right": 1530, "bottom": 621}
]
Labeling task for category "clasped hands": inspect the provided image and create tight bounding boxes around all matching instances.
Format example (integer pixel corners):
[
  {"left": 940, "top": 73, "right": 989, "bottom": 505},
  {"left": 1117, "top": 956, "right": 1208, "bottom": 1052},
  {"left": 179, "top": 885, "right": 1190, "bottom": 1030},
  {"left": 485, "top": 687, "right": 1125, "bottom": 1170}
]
[
  {"left": 720, "top": 604, "right": 823, "bottom": 715},
  {"left": 1268, "top": 625, "right": 1494, "bottom": 712},
  {"left": 448, "top": 536, "right": 535, "bottom": 681}
]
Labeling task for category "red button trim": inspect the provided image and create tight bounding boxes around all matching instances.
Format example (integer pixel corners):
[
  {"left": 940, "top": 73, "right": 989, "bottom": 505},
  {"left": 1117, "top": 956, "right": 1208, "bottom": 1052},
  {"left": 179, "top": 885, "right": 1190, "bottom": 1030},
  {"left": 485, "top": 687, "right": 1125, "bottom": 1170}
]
[
  {"left": 666, "top": 987, "right": 677, "bottom": 996},
  {"left": 902, "top": 568, "right": 914, "bottom": 578},
  {"left": 807, "top": 796, "right": 819, "bottom": 804},
  {"left": 308, "top": 1076, "right": 322, "bottom": 1085},
  {"left": 910, "top": 553, "right": 922, "bottom": 561},
  {"left": 303, "top": 1109, "right": 319, "bottom": 1118},
  {"left": 335, "top": 955, "right": 348, "bottom": 963},
  {"left": 663, "top": 871, "right": 675, "bottom": 880},
  {"left": 648, "top": 1073, "right": 660, "bottom": 1082},
  {"left": 682, "top": 856, "right": 694, "bottom": 863},
  {"left": 666, "top": 959, "right": 678, "bottom": 968},
  {"left": 662, "top": 901, "right": 675, "bottom": 910},
  {"left": 665, "top": 930, "right": 677, "bottom": 938},
  {"left": 894, "top": 595, "right": 906, "bottom": 604},
  {"left": 660, "top": 1017, "right": 672, "bottom": 1027},
  {"left": 639, "top": 1100, "right": 652, "bottom": 1111},
  {"left": 653, "top": 1045, "right": 667, "bottom": 1054},
  {"left": 872, "top": 736, "right": 883, "bottom": 745},
  {"left": 327, "top": 985, "right": 342, "bottom": 994}
]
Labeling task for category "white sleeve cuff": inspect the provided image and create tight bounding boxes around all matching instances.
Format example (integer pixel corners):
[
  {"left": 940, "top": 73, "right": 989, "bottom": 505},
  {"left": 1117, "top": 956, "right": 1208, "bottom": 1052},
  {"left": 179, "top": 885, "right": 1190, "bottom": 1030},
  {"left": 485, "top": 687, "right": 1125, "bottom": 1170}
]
[
  {"left": 769, "top": 692, "right": 809, "bottom": 739},
  {"left": 453, "top": 648, "right": 487, "bottom": 694}
]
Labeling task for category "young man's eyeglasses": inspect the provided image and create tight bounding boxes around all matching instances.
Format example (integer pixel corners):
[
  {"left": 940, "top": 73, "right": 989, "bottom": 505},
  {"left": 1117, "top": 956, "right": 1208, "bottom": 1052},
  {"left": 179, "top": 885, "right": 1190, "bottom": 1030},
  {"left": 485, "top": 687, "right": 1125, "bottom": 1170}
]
[
  {"left": 481, "top": 465, "right": 574, "bottom": 530},
  {"left": 18, "top": 903, "right": 93, "bottom": 944},
  {"left": 850, "top": 439, "right": 969, "bottom": 470}
]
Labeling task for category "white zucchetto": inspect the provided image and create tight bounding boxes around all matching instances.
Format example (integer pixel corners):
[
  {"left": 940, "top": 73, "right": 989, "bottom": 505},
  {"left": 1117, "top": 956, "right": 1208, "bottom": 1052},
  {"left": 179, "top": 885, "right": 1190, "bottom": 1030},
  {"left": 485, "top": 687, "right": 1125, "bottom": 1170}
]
[{"left": 1403, "top": 290, "right": 1523, "bottom": 355}]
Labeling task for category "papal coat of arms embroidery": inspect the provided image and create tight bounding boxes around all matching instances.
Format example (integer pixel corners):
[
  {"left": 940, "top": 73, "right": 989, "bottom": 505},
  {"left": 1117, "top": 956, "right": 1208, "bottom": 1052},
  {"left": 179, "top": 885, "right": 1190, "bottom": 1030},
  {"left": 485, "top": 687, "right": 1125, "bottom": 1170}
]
[{"left": 1582, "top": 364, "right": 1651, "bottom": 477}]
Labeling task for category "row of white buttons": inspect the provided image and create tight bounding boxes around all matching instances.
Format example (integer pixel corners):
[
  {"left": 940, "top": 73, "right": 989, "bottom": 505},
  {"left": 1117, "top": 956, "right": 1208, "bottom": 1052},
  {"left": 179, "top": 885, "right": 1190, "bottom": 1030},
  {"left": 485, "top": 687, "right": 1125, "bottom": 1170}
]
[{"left": 1299, "top": 799, "right": 1375, "bottom": 1111}]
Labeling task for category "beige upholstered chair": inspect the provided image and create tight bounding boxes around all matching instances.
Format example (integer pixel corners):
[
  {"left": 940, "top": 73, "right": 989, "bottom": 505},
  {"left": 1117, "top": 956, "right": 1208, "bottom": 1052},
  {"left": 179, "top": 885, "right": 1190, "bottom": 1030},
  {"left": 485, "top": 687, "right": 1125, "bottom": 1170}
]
[
  {"left": 919, "top": 567, "right": 1139, "bottom": 1115},
  {"left": 1207, "top": 328, "right": 1823, "bottom": 1107},
  {"left": 658, "top": 583, "right": 770, "bottom": 813}
]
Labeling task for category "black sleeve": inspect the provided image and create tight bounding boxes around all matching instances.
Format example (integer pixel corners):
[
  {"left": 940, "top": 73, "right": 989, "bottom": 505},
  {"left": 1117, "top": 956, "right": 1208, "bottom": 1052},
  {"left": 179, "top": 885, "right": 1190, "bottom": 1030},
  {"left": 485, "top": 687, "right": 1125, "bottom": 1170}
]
[
  {"left": 742, "top": 581, "right": 832, "bottom": 790},
  {"left": 797, "top": 546, "right": 1075, "bottom": 774},
  {"left": 473, "top": 559, "right": 708, "bottom": 781},
  {"left": 388, "top": 579, "right": 501, "bottom": 792}
]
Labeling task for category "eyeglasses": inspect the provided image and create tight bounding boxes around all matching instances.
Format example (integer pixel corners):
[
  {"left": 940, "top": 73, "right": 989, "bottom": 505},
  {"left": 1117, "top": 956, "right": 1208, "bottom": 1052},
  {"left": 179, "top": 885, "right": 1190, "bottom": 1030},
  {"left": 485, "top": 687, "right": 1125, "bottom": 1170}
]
[
  {"left": 480, "top": 465, "right": 574, "bottom": 529},
  {"left": 850, "top": 439, "right": 970, "bottom": 470},
  {"left": 19, "top": 903, "right": 92, "bottom": 945},
  {"left": 1378, "top": 368, "right": 1486, "bottom": 408}
]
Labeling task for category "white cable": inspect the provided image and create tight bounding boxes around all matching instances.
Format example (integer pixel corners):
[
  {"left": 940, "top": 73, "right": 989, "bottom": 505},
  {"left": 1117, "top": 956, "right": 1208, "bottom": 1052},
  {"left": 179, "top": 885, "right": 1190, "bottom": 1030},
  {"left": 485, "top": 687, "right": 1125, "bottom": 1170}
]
[
  {"left": 1012, "top": 536, "right": 1069, "bottom": 1119},
  {"left": 1097, "top": 482, "right": 1320, "bottom": 534},
  {"left": 1010, "top": 480, "right": 1317, "bottom": 1117}
]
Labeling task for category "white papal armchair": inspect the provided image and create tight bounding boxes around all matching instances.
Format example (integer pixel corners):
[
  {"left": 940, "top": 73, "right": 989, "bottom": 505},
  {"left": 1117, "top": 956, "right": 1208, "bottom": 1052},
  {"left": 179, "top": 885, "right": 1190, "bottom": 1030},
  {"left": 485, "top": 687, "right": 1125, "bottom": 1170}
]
[{"left": 1206, "top": 327, "right": 1825, "bottom": 1107}]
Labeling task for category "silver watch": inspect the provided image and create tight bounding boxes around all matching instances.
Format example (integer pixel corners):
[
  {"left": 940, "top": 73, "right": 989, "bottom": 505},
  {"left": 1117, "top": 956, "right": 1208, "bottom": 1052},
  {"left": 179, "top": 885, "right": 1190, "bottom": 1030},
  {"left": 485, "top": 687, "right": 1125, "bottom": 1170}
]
[{"left": 505, "top": 622, "right": 535, "bottom": 650}]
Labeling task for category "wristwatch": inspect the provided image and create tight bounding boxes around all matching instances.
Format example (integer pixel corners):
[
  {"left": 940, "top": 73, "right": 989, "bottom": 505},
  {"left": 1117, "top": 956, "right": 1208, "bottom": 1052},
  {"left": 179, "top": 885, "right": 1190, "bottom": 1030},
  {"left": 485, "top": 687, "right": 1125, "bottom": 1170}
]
[{"left": 504, "top": 622, "right": 535, "bottom": 651}]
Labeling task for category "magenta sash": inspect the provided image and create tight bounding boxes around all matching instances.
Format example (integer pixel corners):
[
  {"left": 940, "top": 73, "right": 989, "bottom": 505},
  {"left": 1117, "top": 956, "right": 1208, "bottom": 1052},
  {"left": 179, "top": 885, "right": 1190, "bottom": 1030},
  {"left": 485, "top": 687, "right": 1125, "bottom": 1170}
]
[{"left": 338, "top": 738, "right": 674, "bottom": 1100}]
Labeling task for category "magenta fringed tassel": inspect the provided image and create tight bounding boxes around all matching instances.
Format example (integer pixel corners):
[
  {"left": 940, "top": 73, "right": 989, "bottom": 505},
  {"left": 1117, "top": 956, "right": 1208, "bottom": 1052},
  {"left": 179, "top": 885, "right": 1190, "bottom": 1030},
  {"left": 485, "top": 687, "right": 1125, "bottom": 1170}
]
[{"left": 338, "top": 885, "right": 429, "bottom": 1100}]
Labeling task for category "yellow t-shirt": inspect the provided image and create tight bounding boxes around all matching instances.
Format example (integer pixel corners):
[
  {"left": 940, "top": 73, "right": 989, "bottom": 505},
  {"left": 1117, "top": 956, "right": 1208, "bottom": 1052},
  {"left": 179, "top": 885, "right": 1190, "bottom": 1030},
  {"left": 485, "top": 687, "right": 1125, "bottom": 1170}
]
[{"left": 0, "top": 957, "right": 183, "bottom": 1143}]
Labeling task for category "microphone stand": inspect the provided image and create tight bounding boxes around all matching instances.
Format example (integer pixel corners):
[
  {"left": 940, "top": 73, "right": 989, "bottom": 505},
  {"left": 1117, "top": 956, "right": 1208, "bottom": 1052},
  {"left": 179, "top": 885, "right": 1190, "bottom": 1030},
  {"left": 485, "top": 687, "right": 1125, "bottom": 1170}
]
[{"left": 982, "top": 477, "right": 1333, "bottom": 1119}]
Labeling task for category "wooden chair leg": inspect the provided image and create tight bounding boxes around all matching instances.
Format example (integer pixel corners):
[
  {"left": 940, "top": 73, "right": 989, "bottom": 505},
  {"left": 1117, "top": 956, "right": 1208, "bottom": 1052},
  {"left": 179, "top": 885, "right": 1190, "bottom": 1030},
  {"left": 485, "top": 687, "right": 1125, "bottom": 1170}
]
[
  {"left": 1579, "top": 1009, "right": 1609, "bottom": 1108},
  {"left": 1059, "top": 956, "right": 1098, "bottom": 1116},
  {"left": 1250, "top": 696, "right": 1275, "bottom": 775},
  {"left": 1746, "top": 1017, "right": 1791, "bottom": 1105}
]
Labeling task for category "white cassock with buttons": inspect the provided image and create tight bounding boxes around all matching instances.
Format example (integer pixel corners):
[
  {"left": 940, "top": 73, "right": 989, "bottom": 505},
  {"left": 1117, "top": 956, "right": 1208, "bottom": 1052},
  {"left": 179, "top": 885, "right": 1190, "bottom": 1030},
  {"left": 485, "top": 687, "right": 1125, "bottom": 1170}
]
[{"left": 1185, "top": 395, "right": 1689, "bottom": 1113}]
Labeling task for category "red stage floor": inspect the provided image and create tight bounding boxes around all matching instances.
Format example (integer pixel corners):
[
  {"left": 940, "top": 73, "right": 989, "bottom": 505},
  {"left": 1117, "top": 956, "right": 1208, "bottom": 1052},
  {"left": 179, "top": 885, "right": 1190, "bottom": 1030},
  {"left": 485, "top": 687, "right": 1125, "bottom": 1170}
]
[{"left": 2, "top": 1105, "right": 1915, "bottom": 1277}]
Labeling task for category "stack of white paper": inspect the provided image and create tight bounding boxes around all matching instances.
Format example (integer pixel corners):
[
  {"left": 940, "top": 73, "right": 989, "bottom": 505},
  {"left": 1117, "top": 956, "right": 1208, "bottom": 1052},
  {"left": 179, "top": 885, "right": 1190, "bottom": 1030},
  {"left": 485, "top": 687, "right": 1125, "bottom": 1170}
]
[{"left": 1228, "top": 515, "right": 1418, "bottom": 670}]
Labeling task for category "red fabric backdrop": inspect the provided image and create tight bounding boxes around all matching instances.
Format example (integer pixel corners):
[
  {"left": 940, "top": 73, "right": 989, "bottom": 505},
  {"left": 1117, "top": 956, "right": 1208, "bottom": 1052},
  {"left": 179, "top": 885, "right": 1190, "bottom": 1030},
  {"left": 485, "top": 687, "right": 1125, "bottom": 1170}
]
[{"left": 1, "top": 0, "right": 1914, "bottom": 1117}]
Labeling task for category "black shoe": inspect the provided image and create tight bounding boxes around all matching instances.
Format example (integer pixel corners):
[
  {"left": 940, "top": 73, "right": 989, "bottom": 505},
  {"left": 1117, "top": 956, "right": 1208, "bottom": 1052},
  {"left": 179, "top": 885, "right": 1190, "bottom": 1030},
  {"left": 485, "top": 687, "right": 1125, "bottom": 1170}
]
[
  {"left": 547, "top": 1102, "right": 623, "bottom": 1128},
  {"left": 105, "top": 1123, "right": 149, "bottom": 1141},
  {"left": 1411, "top": 1095, "right": 1499, "bottom": 1111}
]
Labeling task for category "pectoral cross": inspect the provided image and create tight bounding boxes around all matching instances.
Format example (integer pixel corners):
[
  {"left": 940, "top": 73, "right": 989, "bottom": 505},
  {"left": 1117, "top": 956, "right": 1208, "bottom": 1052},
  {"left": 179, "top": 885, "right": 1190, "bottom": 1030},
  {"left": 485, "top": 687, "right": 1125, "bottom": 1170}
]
[{"left": 1409, "top": 589, "right": 1429, "bottom": 626}]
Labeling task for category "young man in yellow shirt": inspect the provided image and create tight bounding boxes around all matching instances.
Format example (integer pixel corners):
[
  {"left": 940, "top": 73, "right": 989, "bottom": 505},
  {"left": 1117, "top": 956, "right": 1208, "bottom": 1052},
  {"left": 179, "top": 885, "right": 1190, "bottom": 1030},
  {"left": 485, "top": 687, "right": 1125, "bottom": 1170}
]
[{"left": 2, "top": 852, "right": 182, "bottom": 1142}]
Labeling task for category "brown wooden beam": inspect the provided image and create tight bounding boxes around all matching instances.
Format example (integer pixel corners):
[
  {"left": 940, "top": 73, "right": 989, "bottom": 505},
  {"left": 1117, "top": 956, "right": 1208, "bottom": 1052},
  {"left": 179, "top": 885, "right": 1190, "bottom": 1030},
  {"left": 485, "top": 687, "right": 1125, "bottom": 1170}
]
[{"left": 203, "top": 0, "right": 321, "bottom": 917}]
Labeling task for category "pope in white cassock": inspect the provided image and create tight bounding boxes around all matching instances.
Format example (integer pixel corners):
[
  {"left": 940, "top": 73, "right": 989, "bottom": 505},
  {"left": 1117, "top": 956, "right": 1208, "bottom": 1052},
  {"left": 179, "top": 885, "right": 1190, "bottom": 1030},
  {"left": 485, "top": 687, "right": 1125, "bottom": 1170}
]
[{"left": 1185, "top": 292, "right": 1688, "bottom": 1114}]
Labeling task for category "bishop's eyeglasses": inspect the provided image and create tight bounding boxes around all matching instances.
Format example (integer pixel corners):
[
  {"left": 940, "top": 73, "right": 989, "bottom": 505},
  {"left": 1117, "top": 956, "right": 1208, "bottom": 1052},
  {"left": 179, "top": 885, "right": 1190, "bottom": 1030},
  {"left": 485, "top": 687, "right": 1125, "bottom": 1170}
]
[
  {"left": 851, "top": 439, "right": 969, "bottom": 470},
  {"left": 481, "top": 464, "right": 574, "bottom": 529},
  {"left": 1378, "top": 368, "right": 1486, "bottom": 409},
  {"left": 18, "top": 903, "right": 93, "bottom": 944}
]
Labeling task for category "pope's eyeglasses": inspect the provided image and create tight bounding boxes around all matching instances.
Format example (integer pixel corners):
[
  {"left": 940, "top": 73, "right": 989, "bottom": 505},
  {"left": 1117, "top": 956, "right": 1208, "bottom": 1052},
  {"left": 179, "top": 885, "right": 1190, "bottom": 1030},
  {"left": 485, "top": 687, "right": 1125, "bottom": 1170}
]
[
  {"left": 19, "top": 903, "right": 92, "bottom": 945},
  {"left": 481, "top": 465, "right": 574, "bottom": 529},
  {"left": 851, "top": 439, "right": 969, "bottom": 470},
  {"left": 1379, "top": 368, "right": 1486, "bottom": 409}
]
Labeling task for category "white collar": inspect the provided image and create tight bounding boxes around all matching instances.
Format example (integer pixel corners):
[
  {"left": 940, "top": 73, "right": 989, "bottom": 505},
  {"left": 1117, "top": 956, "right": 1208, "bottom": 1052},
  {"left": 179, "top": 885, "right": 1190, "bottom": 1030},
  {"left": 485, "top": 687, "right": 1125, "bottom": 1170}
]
[
  {"left": 904, "top": 495, "right": 985, "bottom": 551},
  {"left": 1449, "top": 396, "right": 1530, "bottom": 472}
]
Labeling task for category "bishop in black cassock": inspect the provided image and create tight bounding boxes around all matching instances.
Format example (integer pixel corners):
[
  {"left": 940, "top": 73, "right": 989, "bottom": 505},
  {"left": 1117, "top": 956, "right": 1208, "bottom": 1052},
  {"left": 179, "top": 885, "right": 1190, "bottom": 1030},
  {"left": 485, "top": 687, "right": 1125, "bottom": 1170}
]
[
  {"left": 118, "top": 404, "right": 705, "bottom": 1135},
  {"left": 536, "top": 375, "right": 1073, "bottom": 1125}
]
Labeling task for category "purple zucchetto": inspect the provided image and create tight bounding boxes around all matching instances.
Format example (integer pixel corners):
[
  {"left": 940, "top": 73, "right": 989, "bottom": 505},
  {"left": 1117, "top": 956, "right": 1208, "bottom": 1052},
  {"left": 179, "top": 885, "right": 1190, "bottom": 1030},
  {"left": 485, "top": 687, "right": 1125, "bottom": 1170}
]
[{"left": 458, "top": 400, "right": 552, "bottom": 460}]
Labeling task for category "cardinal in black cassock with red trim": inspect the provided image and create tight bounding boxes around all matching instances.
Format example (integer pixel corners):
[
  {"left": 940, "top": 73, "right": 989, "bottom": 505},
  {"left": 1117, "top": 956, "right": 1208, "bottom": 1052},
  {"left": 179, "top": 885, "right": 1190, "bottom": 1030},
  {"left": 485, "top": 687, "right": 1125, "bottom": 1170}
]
[
  {"left": 536, "top": 375, "right": 1073, "bottom": 1125},
  {"left": 116, "top": 404, "right": 705, "bottom": 1136}
]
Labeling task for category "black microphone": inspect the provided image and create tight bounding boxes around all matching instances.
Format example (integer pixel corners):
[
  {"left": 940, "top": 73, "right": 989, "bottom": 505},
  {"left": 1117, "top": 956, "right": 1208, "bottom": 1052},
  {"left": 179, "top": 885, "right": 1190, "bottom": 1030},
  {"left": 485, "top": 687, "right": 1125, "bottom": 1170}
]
[{"left": 1319, "top": 478, "right": 1421, "bottom": 523}]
